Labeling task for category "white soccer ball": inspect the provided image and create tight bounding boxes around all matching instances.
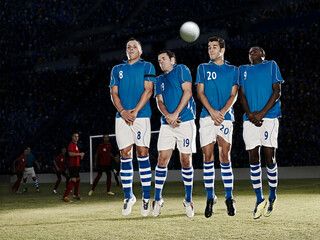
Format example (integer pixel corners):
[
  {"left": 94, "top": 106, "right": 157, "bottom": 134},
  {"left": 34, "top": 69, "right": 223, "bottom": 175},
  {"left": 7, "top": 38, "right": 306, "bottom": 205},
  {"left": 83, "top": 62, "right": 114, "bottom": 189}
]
[{"left": 179, "top": 21, "right": 200, "bottom": 43}]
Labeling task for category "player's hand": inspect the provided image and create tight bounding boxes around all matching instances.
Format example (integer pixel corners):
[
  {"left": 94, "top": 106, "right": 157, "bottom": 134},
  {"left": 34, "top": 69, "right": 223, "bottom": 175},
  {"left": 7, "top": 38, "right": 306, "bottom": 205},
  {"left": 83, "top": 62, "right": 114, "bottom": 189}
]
[
  {"left": 251, "top": 111, "right": 264, "bottom": 127},
  {"left": 120, "top": 109, "right": 133, "bottom": 125},
  {"left": 165, "top": 112, "right": 180, "bottom": 125},
  {"left": 169, "top": 117, "right": 182, "bottom": 128},
  {"left": 209, "top": 109, "right": 224, "bottom": 125},
  {"left": 56, "top": 167, "right": 60, "bottom": 171},
  {"left": 127, "top": 109, "right": 138, "bottom": 124}
]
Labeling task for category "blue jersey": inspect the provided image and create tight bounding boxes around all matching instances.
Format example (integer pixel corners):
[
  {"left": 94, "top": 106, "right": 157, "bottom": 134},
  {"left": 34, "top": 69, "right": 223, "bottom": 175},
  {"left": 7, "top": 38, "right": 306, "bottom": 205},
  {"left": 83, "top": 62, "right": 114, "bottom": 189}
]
[
  {"left": 155, "top": 64, "right": 196, "bottom": 125},
  {"left": 239, "top": 60, "right": 284, "bottom": 121},
  {"left": 26, "top": 153, "right": 37, "bottom": 168},
  {"left": 109, "top": 59, "right": 156, "bottom": 118},
  {"left": 196, "top": 60, "right": 239, "bottom": 121}
]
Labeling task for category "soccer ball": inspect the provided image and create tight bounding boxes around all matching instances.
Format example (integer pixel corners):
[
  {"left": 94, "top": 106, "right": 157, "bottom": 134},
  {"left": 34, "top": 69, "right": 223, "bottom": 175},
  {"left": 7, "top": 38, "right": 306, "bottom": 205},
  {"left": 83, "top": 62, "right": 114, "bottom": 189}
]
[{"left": 179, "top": 21, "right": 200, "bottom": 43}]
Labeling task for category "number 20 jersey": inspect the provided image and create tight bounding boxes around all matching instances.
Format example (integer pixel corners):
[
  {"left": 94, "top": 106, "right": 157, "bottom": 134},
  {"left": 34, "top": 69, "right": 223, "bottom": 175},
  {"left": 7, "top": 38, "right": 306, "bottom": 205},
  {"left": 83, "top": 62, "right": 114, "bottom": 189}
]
[
  {"left": 109, "top": 59, "right": 156, "bottom": 118},
  {"left": 196, "top": 60, "right": 239, "bottom": 121}
]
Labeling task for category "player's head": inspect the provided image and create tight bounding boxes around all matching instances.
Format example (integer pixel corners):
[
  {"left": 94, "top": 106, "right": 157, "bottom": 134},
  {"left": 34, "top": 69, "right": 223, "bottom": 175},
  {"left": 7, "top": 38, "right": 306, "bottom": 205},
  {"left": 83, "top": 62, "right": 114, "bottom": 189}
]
[
  {"left": 103, "top": 134, "right": 109, "bottom": 144},
  {"left": 158, "top": 50, "right": 176, "bottom": 73},
  {"left": 249, "top": 46, "right": 265, "bottom": 65},
  {"left": 71, "top": 132, "right": 79, "bottom": 143},
  {"left": 208, "top": 36, "right": 225, "bottom": 61},
  {"left": 23, "top": 149, "right": 28, "bottom": 155},
  {"left": 26, "top": 147, "right": 31, "bottom": 154},
  {"left": 61, "top": 147, "right": 66, "bottom": 155},
  {"left": 126, "top": 37, "right": 142, "bottom": 61}
]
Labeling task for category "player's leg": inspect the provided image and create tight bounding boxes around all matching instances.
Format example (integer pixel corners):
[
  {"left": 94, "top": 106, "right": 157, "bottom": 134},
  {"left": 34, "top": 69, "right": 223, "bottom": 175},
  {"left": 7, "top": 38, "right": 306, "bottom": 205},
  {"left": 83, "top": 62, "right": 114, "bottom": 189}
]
[
  {"left": 63, "top": 171, "right": 70, "bottom": 190},
  {"left": 178, "top": 120, "right": 196, "bottom": 218},
  {"left": 53, "top": 172, "right": 62, "bottom": 194},
  {"left": 106, "top": 166, "right": 114, "bottom": 195},
  {"left": 89, "top": 166, "right": 103, "bottom": 196},
  {"left": 217, "top": 135, "right": 236, "bottom": 216},
  {"left": 30, "top": 167, "right": 39, "bottom": 192},
  {"left": 199, "top": 117, "right": 218, "bottom": 218},
  {"left": 263, "top": 147, "right": 278, "bottom": 217},
  {"left": 73, "top": 174, "right": 82, "bottom": 200},
  {"left": 22, "top": 169, "right": 28, "bottom": 192},
  {"left": 153, "top": 124, "right": 175, "bottom": 217},
  {"left": 132, "top": 118, "right": 152, "bottom": 216},
  {"left": 261, "top": 118, "right": 279, "bottom": 217},
  {"left": 243, "top": 120, "right": 266, "bottom": 219},
  {"left": 13, "top": 171, "right": 23, "bottom": 193},
  {"left": 62, "top": 167, "right": 77, "bottom": 202}
]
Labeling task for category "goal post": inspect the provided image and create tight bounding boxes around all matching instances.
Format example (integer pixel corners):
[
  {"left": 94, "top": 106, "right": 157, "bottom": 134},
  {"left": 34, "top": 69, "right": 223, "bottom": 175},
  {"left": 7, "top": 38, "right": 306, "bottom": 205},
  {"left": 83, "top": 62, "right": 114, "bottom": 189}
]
[{"left": 89, "top": 130, "right": 159, "bottom": 184}]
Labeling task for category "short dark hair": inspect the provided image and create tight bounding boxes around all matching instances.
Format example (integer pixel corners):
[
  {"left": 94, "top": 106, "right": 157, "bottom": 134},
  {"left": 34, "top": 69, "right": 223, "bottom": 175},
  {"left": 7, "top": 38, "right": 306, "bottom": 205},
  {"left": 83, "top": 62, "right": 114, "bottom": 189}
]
[
  {"left": 208, "top": 36, "right": 225, "bottom": 49},
  {"left": 126, "top": 37, "right": 142, "bottom": 48},
  {"left": 158, "top": 50, "right": 177, "bottom": 64},
  {"left": 250, "top": 46, "right": 265, "bottom": 55},
  {"left": 72, "top": 132, "right": 79, "bottom": 137}
]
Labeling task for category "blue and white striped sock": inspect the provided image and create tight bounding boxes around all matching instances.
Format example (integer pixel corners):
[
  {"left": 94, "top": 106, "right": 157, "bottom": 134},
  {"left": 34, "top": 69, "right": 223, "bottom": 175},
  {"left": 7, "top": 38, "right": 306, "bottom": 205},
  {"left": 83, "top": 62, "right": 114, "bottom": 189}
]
[
  {"left": 203, "top": 161, "right": 215, "bottom": 200},
  {"left": 33, "top": 179, "right": 39, "bottom": 189},
  {"left": 154, "top": 165, "right": 168, "bottom": 201},
  {"left": 182, "top": 166, "right": 194, "bottom": 202},
  {"left": 120, "top": 158, "right": 133, "bottom": 199},
  {"left": 220, "top": 162, "right": 233, "bottom": 199},
  {"left": 267, "top": 163, "right": 278, "bottom": 200},
  {"left": 250, "top": 163, "right": 264, "bottom": 203},
  {"left": 137, "top": 155, "right": 152, "bottom": 199}
]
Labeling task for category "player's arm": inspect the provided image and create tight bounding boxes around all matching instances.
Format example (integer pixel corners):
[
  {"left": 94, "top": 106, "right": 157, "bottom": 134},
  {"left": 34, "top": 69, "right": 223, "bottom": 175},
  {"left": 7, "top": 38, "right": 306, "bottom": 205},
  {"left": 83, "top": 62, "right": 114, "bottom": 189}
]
[
  {"left": 69, "top": 151, "right": 85, "bottom": 157},
  {"left": 110, "top": 86, "right": 134, "bottom": 124},
  {"left": 239, "top": 86, "right": 261, "bottom": 126},
  {"left": 156, "top": 94, "right": 175, "bottom": 124},
  {"left": 128, "top": 81, "right": 154, "bottom": 121},
  {"left": 53, "top": 158, "right": 60, "bottom": 171},
  {"left": 12, "top": 158, "right": 17, "bottom": 173},
  {"left": 35, "top": 160, "right": 40, "bottom": 169},
  {"left": 220, "top": 84, "right": 238, "bottom": 116},
  {"left": 251, "top": 82, "right": 281, "bottom": 122},
  {"left": 197, "top": 83, "right": 224, "bottom": 124}
]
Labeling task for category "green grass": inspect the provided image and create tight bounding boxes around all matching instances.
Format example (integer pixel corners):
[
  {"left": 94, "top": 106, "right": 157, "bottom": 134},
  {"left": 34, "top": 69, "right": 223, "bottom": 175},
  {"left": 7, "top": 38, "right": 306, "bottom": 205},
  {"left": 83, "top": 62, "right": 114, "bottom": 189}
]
[{"left": 0, "top": 179, "right": 319, "bottom": 240}]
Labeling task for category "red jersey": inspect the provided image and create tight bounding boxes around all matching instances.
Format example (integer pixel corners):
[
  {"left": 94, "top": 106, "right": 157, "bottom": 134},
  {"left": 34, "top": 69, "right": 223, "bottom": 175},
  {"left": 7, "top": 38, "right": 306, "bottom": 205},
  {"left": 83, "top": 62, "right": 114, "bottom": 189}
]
[
  {"left": 15, "top": 154, "right": 27, "bottom": 172},
  {"left": 96, "top": 143, "right": 111, "bottom": 166},
  {"left": 54, "top": 154, "right": 66, "bottom": 171},
  {"left": 68, "top": 142, "right": 80, "bottom": 167}
]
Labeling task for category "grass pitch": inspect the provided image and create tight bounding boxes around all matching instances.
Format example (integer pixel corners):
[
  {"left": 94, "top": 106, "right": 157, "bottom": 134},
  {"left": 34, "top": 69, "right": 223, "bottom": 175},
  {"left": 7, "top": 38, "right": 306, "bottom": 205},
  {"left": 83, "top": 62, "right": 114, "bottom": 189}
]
[{"left": 0, "top": 179, "right": 319, "bottom": 240}]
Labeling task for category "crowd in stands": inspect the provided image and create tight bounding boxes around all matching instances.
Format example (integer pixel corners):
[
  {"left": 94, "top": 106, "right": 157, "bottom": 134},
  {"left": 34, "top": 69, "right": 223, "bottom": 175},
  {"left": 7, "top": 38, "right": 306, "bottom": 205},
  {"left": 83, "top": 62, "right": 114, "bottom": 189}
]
[{"left": 1, "top": 0, "right": 319, "bottom": 174}]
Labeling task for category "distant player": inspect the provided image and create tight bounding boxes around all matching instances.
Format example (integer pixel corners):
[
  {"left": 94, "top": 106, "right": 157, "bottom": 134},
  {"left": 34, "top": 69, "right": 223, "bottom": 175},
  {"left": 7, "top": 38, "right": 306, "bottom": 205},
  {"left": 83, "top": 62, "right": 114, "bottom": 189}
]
[
  {"left": 109, "top": 38, "right": 156, "bottom": 216},
  {"left": 52, "top": 148, "right": 70, "bottom": 194},
  {"left": 196, "top": 36, "right": 238, "bottom": 218},
  {"left": 239, "top": 46, "right": 284, "bottom": 219},
  {"left": 11, "top": 149, "right": 28, "bottom": 194},
  {"left": 22, "top": 147, "right": 40, "bottom": 192},
  {"left": 62, "top": 132, "right": 85, "bottom": 202},
  {"left": 152, "top": 50, "right": 196, "bottom": 218},
  {"left": 88, "top": 134, "right": 115, "bottom": 196}
]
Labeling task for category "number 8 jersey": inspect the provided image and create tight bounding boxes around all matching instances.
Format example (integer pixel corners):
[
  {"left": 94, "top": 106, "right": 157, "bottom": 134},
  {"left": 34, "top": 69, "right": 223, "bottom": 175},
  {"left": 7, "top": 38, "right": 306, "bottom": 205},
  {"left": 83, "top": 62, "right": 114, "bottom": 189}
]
[
  {"left": 109, "top": 59, "right": 156, "bottom": 118},
  {"left": 196, "top": 60, "right": 239, "bottom": 121}
]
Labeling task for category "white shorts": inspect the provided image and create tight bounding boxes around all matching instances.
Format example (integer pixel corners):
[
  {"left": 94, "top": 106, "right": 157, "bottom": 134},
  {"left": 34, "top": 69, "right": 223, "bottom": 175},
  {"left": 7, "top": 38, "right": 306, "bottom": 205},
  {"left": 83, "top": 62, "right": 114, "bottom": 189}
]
[
  {"left": 243, "top": 118, "right": 279, "bottom": 150},
  {"left": 23, "top": 167, "right": 36, "bottom": 178},
  {"left": 199, "top": 117, "right": 233, "bottom": 147},
  {"left": 157, "top": 120, "right": 196, "bottom": 154},
  {"left": 115, "top": 117, "right": 151, "bottom": 150}
]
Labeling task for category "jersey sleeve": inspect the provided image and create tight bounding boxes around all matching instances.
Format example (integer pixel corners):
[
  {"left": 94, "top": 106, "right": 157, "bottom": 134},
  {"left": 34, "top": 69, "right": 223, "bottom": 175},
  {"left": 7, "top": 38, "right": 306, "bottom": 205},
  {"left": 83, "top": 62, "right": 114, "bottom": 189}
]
[
  {"left": 154, "top": 76, "right": 162, "bottom": 97},
  {"left": 177, "top": 65, "right": 192, "bottom": 85},
  {"left": 109, "top": 66, "right": 119, "bottom": 87},
  {"left": 144, "top": 62, "right": 156, "bottom": 82},
  {"left": 195, "top": 64, "right": 205, "bottom": 84},
  {"left": 96, "top": 144, "right": 102, "bottom": 155},
  {"left": 68, "top": 143, "right": 74, "bottom": 152},
  {"left": 271, "top": 61, "right": 284, "bottom": 84}
]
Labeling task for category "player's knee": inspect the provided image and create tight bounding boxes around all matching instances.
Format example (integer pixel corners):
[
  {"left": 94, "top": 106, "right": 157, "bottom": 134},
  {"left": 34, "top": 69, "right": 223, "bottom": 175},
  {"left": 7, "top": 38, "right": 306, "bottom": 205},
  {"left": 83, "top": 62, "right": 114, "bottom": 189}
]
[
  {"left": 219, "top": 152, "right": 230, "bottom": 164},
  {"left": 203, "top": 152, "right": 214, "bottom": 163}
]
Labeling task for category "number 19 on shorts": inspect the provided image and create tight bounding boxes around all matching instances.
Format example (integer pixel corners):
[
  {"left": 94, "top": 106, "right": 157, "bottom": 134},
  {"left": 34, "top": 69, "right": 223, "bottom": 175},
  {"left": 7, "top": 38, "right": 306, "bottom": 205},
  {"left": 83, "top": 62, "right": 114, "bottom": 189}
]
[{"left": 183, "top": 138, "right": 190, "bottom": 147}]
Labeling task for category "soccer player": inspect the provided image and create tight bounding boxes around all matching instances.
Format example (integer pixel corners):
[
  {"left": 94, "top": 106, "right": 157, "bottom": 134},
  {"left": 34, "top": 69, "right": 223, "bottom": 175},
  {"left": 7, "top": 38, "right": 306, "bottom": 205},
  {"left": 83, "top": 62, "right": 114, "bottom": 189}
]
[
  {"left": 22, "top": 147, "right": 40, "bottom": 192},
  {"left": 239, "top": 46, "right": 284, "bottom": 219},
  {"left": 152, "top": 50, "right": 196, "bottom": 218},
  {"left": 52, "top": 147, "right": 70, "bottom": 194},
  {"left": 62, "top": 132, "right": 85, "bottom": 202},
  {"left": 196, "top": 36, "right": 238, "bottom": 218},
  {"left": 12, "top": 149, "right": 28, "bottom": 194},
  {"left": 109, "top": 38, "right": 155, "bottom": 216},
  {"left": 88, "top": 134, "right": 115, "bottom": 196}
]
